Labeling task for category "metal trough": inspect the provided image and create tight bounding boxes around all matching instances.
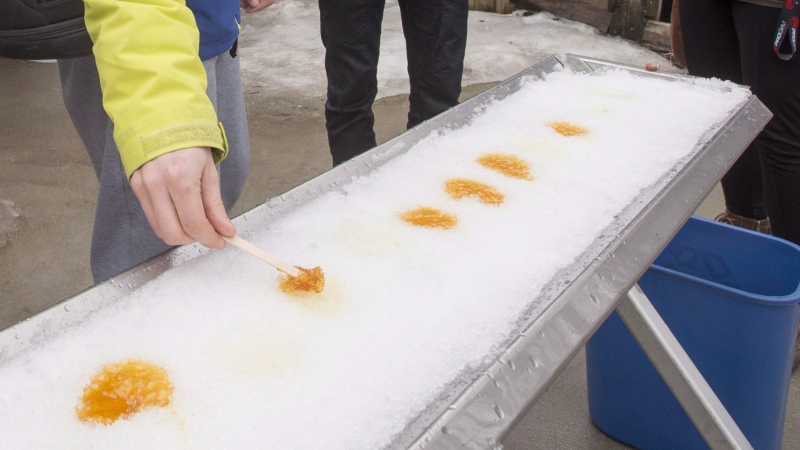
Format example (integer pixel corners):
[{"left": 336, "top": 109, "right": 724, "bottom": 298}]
[{"left": 0, "top": 54, "right": 771, "bottom": 449}]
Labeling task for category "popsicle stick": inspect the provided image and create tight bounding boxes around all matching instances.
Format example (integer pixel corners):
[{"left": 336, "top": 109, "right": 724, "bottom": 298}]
[{"left": 221, "top": 235, "right": 301, "bottom": 277}]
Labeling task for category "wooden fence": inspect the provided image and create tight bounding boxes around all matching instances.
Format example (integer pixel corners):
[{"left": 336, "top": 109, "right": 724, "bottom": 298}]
[{"left": 469, "top": 0, "right": 673, "bottom": 54}]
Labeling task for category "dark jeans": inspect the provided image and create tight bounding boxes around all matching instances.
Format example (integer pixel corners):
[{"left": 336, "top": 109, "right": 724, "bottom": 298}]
[
  {"left": 681, "top": 0, "right": 800, "bottom": 245},
  {"left": 319, "top": 0, "right": 468, "bottom": 165}
]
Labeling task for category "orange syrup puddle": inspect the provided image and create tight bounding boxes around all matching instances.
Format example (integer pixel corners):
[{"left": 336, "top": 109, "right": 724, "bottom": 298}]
[
  {"left": 445, "top": 178, "right": 504, "bottom": 205},
  {"left": 279, "top": 266, "right": 325, "bottom": 294},
  {"left": 399, "top": 207, "right": 458, "bottom": 229},
  {"left": 476, "top": 154, "right": 532, "bottom": 180},
  {"left": 76, "top": 359, "right": 173, "bottom": 425},
  {"left": 547, "top": 121, "right": 589, "bottom": 137}
]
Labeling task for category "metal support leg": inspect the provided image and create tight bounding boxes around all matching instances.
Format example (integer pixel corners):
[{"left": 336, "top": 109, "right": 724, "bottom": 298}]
[{"left": 616, "top": 284, "right": 753, "bottom": 450}]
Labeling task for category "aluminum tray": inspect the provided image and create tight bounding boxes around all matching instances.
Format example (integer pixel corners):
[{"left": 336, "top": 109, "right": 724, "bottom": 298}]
[{"left": 0, "top": 55, "right": 771, "bottom": 449}]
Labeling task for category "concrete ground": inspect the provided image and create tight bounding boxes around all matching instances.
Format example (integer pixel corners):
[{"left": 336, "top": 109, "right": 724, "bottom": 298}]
[{"left": 0, "top": 57, "right": 797, "bottom": 449}]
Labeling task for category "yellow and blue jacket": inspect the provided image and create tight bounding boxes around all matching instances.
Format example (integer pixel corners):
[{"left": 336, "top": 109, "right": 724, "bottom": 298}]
[{"left": 84, "top": 0, "right": 241, "bottom": 179}]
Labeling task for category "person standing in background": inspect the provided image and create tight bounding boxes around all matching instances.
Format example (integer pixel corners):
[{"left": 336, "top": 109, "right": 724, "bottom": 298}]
[
  {"left": 676, "top": 0, "right": 800, "bottom": 370},
  {"left": 678, "top": 0, "right": 800, "bottom": 242},
  {"left": 59, "top": 0, "right": 273, "bottom": 283},
  {"left": 318, "top": 0, "right": 469, "bottom": 166}
]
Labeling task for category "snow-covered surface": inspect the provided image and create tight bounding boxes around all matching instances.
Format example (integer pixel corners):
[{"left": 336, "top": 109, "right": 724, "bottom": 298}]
[
  {"left": 0, "top": 68, "right": 747, "bottom": 449},
  {"left": 238, "top": 0, "right": 674, "bottom": 106}
]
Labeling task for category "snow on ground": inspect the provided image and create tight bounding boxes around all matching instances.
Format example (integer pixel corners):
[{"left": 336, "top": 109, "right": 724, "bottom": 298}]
[{"left": 238, "top": 0, "right": 675, "bottom": 105}]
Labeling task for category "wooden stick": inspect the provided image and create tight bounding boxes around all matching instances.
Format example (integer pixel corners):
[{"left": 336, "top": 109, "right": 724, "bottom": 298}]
[{"left": 221, "top": 235, "right": 301, "bottom": 277}]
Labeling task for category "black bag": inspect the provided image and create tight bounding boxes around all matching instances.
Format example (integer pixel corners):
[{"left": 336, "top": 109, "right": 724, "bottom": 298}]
[{"left": 0, "top": 0, "right": 93, "bottom": 60}]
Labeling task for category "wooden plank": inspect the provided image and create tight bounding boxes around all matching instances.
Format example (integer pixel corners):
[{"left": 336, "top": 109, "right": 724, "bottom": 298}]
[
  {"left": 470, "top": 0, "right": 493, "bottom": 12},
  {"left": 608, "top": 0, "right": 645, "bottom": 40},
  {"left": 511, "top": 0, "right": 614, "bottom": 33},
  {"left": 497, "top": 0, "right": 516, "bottom": 14},
  {"left": 641, "top": 19, "right": 672, "bottom": 53},
  {"left": 585, "top": 0, "right": 610, "bottom": 10},
  {"left": 607, "top": 0, "right": 626, "bottom": 36},
  {"left": 471, "top": 0, "right": 516, "bottom": 13},
  {"left": 644, "top": 0, "right": 663, "bottom": 19},
  {"left": 625, "top": 0, "right": 646, "bottom": 40}
]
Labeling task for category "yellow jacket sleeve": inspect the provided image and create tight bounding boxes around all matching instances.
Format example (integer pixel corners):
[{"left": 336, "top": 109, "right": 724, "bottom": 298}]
[{"left": 84, "top": 0, "right": 229, "bottom": 179}]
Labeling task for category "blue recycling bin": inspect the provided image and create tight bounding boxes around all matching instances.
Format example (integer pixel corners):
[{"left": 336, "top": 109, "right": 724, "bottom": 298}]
[{"left": 586, "top": 216, "right": 800, "bottom": 450}]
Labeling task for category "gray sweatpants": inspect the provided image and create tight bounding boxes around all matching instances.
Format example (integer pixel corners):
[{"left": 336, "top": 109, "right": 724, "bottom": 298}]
[{"left": 58, "top": 51, "right": 250, "bottom": 283}]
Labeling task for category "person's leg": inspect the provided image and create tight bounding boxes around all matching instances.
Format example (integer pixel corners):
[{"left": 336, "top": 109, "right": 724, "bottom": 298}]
[
  {"left": 58, "top": 56, "right": 170, "bottom": 283},
  {"left": 733, "top": 2, "right": 800, "bottom": 245},
  {"left": 207, "top": 50, "right": 249, "bottom": 213},
  {"left": 58, "top": 51, "right": 249, "bottom": 283},
  {"left": 680, "top": 0, "right": 767, "bottom": 223},
  {"left": 318, "top": 0, "right": 385, "bottom": 165},
  {"left": 399, "top": 0, "right": 468, "bottom": 129}
]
